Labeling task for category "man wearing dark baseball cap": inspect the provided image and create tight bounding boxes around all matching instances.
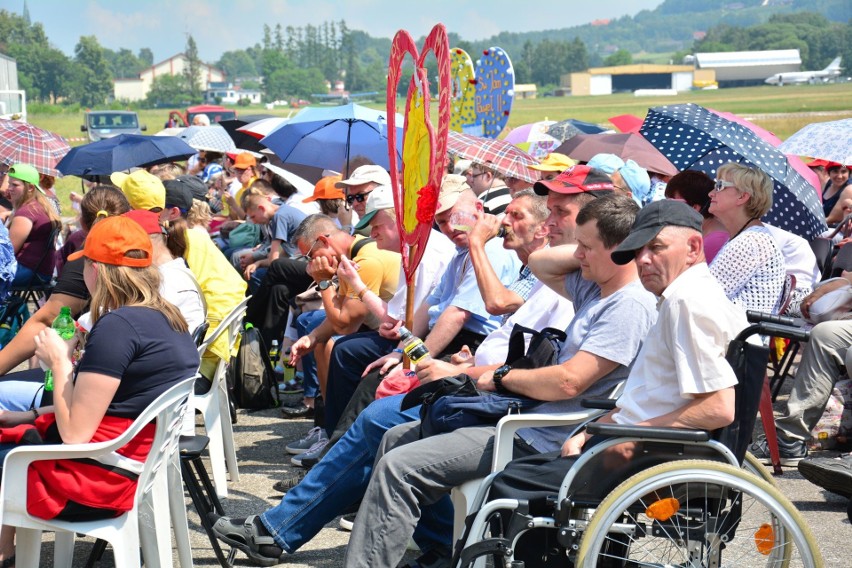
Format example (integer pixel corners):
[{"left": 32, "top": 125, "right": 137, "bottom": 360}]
[{"left": 611, "top": 199, "right": 703, "bottom": 266}]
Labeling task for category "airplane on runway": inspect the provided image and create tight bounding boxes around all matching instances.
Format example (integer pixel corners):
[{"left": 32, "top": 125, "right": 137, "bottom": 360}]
[{"left": 765, "top": 56, "right": 843, "bottom": 85}]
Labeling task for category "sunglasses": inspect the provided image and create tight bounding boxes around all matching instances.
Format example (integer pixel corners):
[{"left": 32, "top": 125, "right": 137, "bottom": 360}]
[
  {"left": 713, "top": 179, "right": 737, "bottom": 192},
  {"left": 346, "top": 192, "right": 371, "bottom": 204}
]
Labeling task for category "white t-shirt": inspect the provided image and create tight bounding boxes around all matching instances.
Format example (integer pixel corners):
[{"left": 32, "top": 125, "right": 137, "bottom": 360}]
[
  {"left": 159, "top": 257, "right": 206, "bottom": 334},
  {"left": 765, "top": 224, "right": 820, "bottom": 290},
  {"left": 387, "top": 230, "right": 456, "bottom": 322},
  {"left": 615, "top": 263, "right": 748, "bottom": 426}
]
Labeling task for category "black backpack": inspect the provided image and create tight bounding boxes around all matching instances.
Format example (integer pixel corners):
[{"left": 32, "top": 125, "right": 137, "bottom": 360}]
[{"left": 230, "top": 323, "right": 280, "bottom": 410}]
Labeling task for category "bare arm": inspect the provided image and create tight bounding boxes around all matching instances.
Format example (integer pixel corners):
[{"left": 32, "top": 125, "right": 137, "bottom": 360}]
[
  {"left": 827, "top": 186, "right": 852, "bottom": 224},
  {"left": 468, "top": 217, "right": 524, "bottom": 315},
  {"left": 8, "top": 215, "right": 33, "bottom": 253},
  {"left": 0, "top": 293, "right": 87, "bottom": 375},
  {"left": 638, "top": 388, "right": 736, "bottom": 431},
  {"left": 527, "top": 244, "right": 579, "bottom": 300},
  {"left": 423, "top": 305, "right": 469, "bottom": 356}
]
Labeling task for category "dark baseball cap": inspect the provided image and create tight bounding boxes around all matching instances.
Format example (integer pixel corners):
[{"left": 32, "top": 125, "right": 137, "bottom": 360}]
[
  {"left": 611, "top": 200, "right": 703, "bottom": 265},
  {"left": 533, "top": 164, "right": 614, "bottom": 196},
  {"left": 162, "top": 179, "right": 194, "bottom": 211},
  {"left": 174, "top": 174, "right": 209, "bottom": 201}
]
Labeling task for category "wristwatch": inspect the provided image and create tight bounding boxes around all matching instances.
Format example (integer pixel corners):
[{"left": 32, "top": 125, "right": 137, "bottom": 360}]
[
  {"left": 492, "top": 364, "right": 512, "bottom": 394},
  {"left": 317, "top": 279, "right": 333, "bottom": 291}
]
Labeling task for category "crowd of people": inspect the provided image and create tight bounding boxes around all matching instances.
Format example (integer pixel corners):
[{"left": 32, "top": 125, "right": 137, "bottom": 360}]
[{"left": 0, "top": 114, "right": 850, "bottom": 566}]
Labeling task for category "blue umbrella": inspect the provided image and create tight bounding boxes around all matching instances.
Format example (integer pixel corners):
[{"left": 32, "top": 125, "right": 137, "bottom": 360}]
[
  {"left": 260, "top": 103, "right": 403, "bottom": 174},
  {"left": 547, "top": 118, "right": 607, "bottom": 142},
  {"left": 640, "top": 103, "right": 827, "bottom": 240},
  {"left": 56, "top": 134, "right": 197, "bottom": 177}
]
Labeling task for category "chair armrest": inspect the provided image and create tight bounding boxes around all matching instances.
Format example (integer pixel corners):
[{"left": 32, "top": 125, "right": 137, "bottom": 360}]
[
  {"left": 492, "top": 410, "right": 605, "bottom": 471},
  {"left": 581, "top": 398, "right": 617, "bottom": 410},
  {"left": 585, "top": 422, "right": 711, "bottom": 442}
]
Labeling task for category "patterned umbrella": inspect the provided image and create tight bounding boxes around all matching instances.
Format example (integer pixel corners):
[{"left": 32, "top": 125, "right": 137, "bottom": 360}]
[
  {"left": 555, "top": 132, "right": 678, "bottom": 176},
  {"left": 177, "top": 124, "right": 236, "bottom": 153},
  {"left": 0, "top": 119, "right": 70, "bottom": 177},
  {"left": 779, "top": 118, "right": 852, "bottom": 165},
  {"left": 447, "top": 131, "right": 539, "bottom": 183},
  {"left": 547, "top": 118, "right": 606, "bottom": 142},
  {"left": 640, "top": 103, "right": 827, "bottom": 239},
  {"left": 503, "top": 121, "right": 559, "bottom": 159}
]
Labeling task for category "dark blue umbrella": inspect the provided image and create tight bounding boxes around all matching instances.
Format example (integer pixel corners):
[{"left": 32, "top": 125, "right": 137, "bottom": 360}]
[
  {"left": 640, "top": 103, "right": 827, "bottom": 240},
  {"left": 56, "top": 134, "right": 197, "bottom": 177},
  {"left": 260, "top": 103, "right": 403, "bottom": 174}
]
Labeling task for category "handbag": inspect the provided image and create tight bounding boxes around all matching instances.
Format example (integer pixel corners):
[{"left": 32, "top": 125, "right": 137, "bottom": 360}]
[{"left": 401, "top": 325, "right": 567, "bottom": 438}]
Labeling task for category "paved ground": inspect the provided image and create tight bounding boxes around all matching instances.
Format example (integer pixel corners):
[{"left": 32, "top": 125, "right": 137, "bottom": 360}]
[{"left": 21, "top": 376, "right": 852, "bottom": 566}]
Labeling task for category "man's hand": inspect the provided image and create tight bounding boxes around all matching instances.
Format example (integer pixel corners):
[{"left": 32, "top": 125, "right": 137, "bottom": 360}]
[
  {"left": 561, "top": 431, "right": 589, "bottom": 457},
  {"left": 309, "top": 255, "right": 338, "bottom": 281},
  {"left": 449, "top": 345, "right": 473, "bottom": 365},
  {"left": 415, "top": 358, "right": 461, "bottom": 384},
  {"left": 289, "top": 335, "right": 316, "bottom": 365},
  {"left": 468, "top": 214, "right": 501, "bottom": 247},
  {"left": 337, "top": 255, "right": 363, "bottom": 290},
  {"left": 363, "top": 351, "right": 403, "bottom": 377},
  {"left": 243, "top": 262, "right": 259, "bottom": 281},
  {"left": 476, "top": 369, "right": 497, "bottom": 392},
  {"left": 378, "top": 320, "right": 402, "bottom": 341},
  {"left": 800, "top": 278, "right": 849, "bottom": 319}
]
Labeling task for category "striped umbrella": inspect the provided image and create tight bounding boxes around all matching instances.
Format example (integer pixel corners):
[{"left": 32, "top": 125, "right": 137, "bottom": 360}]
[
  {"left": 0, "top": 119, "right": 70, "bottom": 176},
  {"left": 447, "top": 131, "right": 539, "bottom": 183}
]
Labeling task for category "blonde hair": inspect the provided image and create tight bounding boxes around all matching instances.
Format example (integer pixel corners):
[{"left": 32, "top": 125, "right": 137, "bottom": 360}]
[
  {"left": 717, "top": 163, "right": 773, "bottom": 219},
  {"left": 12, "top": 179, "right": 61, "bottom": 230},
  {"left": 88, "top": 253, "right": 188, "bottom": 333},
  {"left": 151, "top": 162, "right": 186, "bottom": 181},
  {"left": 187, "top": 198, "right": 213, "bottom": 229}
]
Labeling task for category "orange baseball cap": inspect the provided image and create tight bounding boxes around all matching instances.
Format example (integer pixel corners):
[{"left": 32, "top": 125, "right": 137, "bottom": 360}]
[
  {"left": 304, "top": 175, "right": 344, "bottom": 202},
  {"left": 68, "top": 215, "right": 153, "bottom": 267},
  {"left": 232, "top": 152, "right": 257, "bottom": 169}
]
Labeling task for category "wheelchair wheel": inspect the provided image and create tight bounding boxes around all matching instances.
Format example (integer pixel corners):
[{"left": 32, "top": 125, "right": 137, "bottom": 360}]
[
  {"left": 743, "top": 451, "right": 778, "bottom": 487},
  {"left": 576, "top": 460, "right": 822, "bottom": 568}
]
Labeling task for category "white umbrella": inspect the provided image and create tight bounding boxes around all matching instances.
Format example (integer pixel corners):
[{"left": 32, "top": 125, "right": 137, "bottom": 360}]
[
  {"left": 778, "top": 118, "right": 852, "bottom": 164},
  {"left": 177, "top": 124, "right": 236, "bottom": 153},
  {"left": 238, "top": 117, "right": 291, "bottom": 140}
]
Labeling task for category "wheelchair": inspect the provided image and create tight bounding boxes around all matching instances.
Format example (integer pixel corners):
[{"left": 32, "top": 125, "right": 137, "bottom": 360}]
[{"left": 452, "top": 314, "right": 824, "bottom": 568}]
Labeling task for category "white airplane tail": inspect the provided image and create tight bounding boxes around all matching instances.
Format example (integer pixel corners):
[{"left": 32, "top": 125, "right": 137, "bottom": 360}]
[{"left": 825, "top": 56, "right": 842, "bottom": 72}]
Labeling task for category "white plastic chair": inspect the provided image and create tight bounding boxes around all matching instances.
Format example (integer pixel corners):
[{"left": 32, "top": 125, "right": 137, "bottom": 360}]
[
  {"left": 193, "top": 296, "right": 251, "bottom": 499},
  {"left": 0, "top": 376, "right": 195, "bottom": 568}
]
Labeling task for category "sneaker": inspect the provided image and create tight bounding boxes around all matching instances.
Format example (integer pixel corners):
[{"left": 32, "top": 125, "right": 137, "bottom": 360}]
[
  {"left": 285, "top": 427, "right": 327, "bottom": 455},
  {"left": 338, "top": 513, "right": 356, "bottom": 531},
  {"left": 278, "top": 378, "right": 304, "bottom": 395},
  {"left": 798, "top": 455, "right": 852, "bottom": 498},
  {"left": 273, "top": 470, "right": 306, "bottom": 493},
  {"left": 748, "top": 435, "right": 808, "bottom": 466},
  {"left": 291, "top": 437, "right": 329, "bottom": 467},
  {"left": 281, "top": 403, "right": 314, "bottom": 419}
]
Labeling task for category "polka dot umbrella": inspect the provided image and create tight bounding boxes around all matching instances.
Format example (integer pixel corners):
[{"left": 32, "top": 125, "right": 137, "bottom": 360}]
[{"left": 640, "top": 103, "right": 827, "bottom": 240}]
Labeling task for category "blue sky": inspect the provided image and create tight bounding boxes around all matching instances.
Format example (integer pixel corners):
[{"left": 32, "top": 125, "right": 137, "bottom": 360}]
[{"left": 8, "top": 0, "right": 663, "bottom": 63}]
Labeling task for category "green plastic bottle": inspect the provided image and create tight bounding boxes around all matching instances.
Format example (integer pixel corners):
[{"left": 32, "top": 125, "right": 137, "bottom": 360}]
[{"left": 44, "top": 306, "right": 76, "bottom": 391}]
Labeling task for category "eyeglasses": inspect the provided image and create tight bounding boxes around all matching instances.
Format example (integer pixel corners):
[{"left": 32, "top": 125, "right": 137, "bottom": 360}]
[
  {"left": 713, "top": 179, "right": 737, "bottom": 193},
  {"left": 466, "top": 171, "right": 486, "bottom": 179},
  {"left": 295, "top": 235, "right": 328, "bottom": 261},
  {"left": 346, "top": 191, "right": 372, "bottom": 204}
]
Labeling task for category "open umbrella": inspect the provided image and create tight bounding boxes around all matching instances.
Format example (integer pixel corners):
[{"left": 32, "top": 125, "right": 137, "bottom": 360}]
[
  {"left": 177, "top": 124, "right": 236, "bottom": 153},
  {"left": 608, "top": 114, "right": 644, "bottom": 134},
  {"left": 779, "top": 118, "right": 852, "bottom": 165},
  {"left": 56, "top": 134, "right": 197, "bottom": 177},
  {"left": 640, "top": 103, "right": 827, "bottom": 239},
  {"left": 260, "top": 103, "right": 403, "bottom": 174},
  {"left": 0, "top": 119, "right": 70, "bottom": 176},
  {"left": 547, "top": 118, "right": 606, "bottom": 142},
  {"left": 219, "top": 114, "right": 274, "bottom": 153},
  {"left": 554, "top": 132, "right": 678, "bottom": 176},
  {"left": 503, "top": 121, "right": 559, "bottom": 158},
  {"left": 238, "top": 117, "right": 292, "bottom": 140},
  {"left": 447, "top": 131, "right": 539, "bottom": 183}
]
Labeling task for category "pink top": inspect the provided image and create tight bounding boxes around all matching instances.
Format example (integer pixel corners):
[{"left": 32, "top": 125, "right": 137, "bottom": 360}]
[{"left": 703, "top": 230, "right": 729, "bottom": 264}]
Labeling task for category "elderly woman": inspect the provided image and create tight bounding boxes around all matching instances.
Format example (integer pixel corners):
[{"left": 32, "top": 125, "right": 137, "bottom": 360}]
[
  {"left": 708, "top": 162, "right": 785, "bottom": 313},
  {"left": 5, "top": 164, "right": 61, "bottom": 287},
  {"left": 0, "top": 215, "right": 200, "bottom": 565}
]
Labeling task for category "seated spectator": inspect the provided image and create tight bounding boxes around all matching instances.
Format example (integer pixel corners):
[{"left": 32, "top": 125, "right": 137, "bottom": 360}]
[
  {"left": 464, "top": 163, "right": 511, "bottom": 215},
  {"left": 6, "top": 164, "right": 60, "bottom": 287},
  {"left": 198, "top": 151, "right": 225, "bottom": 184},
  {"left": 302, "top": 175, "right": 345, "bottom": 226},
  {"left": 708, "top": 163, "right": 785, "bottom": 313},
  {"left": 335, "top": 165, "right": 391, "bottom": 233},
  {"left": 241, "top": 192, "right": 306, "bottom": 287},
  {"left": 587, "top": 154, "right": 651, "bottom": 206},
  {"left": 0, "top": 186, "right": 129, "bottom": 377},
  {"left": 528, "top": 152, "right": 574, "bottom": 181},
  {"left": 752, "top": 275, "right": 852, "bottom": 463},
  {"left": 665, "top": 169, "right": 728, "bottom": 262},
  {"left": 223, "top": 152, "right": 259, "bottom": 221},
  {"left": 822, "top": 162, "right": 851, "bottom": 223},
  {"left": 0, "top": 221, "right": 15, "bottom": 304},
  {"left": 0, "top": 215, "right": 200, "bottom": 565},
  {"left": 764, "top": 224, "right": 820, "bottom": 315}
]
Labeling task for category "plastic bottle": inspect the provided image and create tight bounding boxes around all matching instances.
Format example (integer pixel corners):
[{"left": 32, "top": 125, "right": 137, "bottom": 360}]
[
  {"left": 398, "top": 326, "right": 432, "bottom": 364},
  {"left": 269, "top": 339, "right": 280, "bottom": 363},
  {"left": 44, "top": 306, "right": 76, "bottom": 391}
]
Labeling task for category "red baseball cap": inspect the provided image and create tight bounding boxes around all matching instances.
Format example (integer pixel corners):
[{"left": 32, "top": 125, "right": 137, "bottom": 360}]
[
  {"left": 534, "top": 164, "right": 614, "bottom": 196},
  {"left": 122, "top": 209, "right": 164, "bottom": 235}
]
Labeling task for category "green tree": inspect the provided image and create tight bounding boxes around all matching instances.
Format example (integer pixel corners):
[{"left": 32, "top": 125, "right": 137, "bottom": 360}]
[
  {"left": 138, "top": 48, "right": 154, "bottom": 66},
  {"left": 145, "top": 74, "right": 188, "bottom": 107},
  {"left": 72, "top": 35, "right": 112, "bottom": 106},
  {"left": 184, "top": 34, "right": 203, "bottom": 102},
  {"left": 604, "top": 49, "right": 633, "bottom": 67},
  {"left": 217, "top": 50, "right": 258, "bottom": 80}
]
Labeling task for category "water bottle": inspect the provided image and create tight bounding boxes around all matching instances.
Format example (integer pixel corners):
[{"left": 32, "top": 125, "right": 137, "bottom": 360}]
[
  {"left": 269, "top": 339, "right": 280, "bottom": 363},
  {"left": 44, "top": 306, "right": 76, "bottom": 391},
  {"left": 398, "top": 326, "right": 431, "bottom": 364}
]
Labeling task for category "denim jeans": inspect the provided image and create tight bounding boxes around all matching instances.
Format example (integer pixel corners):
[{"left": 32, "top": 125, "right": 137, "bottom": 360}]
[
  {"left": 258, "top": 394, "right": 453, "bottom": 553},
  {"left": 295, "top": 310, "right": 326, "bottom": 399},
  {"left": 12, "top": 264, "right": 50, "bottom": 288}
]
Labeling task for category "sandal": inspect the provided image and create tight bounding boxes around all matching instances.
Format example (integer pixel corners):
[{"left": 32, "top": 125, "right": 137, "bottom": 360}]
[
  {"left": 211, "top": 515, "right": 282, "bottom": 566},
  {"left": 0, "top": 555, "right": 15, "bottom": 568}
]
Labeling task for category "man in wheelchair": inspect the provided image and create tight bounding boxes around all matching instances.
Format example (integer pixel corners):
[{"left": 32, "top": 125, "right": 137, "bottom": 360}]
[{"left": 464, "top": 200, "right": 822, "bottom": 567}]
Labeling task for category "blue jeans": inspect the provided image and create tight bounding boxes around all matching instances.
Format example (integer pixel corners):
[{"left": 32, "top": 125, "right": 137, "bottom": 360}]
[
  {"left": 12, "top": 264, "right": 50, "bottom": 288},
  {"left": 0, "top": 368, "right": 46, "bottom": 411},
  {"left": 295, "top": 310, "right": 326, "bottom": 399},
  {"left": 259, "top": 394, "right": 453, "bottom": 553}
]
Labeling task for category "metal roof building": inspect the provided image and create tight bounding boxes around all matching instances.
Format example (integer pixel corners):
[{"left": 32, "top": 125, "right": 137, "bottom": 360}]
[
  {"left": 565, "top": 64, "right": 715, "bottom": 96},
  {"left": 690, "top": 49, "right": 801, "bottom": 85}
]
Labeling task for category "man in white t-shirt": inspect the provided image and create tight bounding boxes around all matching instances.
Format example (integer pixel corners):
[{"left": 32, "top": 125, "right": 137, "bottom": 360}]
[{"left": 489, "top": 199, "right": 748, "bottom": 503}]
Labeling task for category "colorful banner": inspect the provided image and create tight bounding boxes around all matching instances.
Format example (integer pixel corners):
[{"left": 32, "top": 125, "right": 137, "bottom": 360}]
[
  {"left": 450, "top": 48, "right": 478, "bottom": 134},
  {"left": 475, "top": 47, "right": 514, "bottom": 139}
]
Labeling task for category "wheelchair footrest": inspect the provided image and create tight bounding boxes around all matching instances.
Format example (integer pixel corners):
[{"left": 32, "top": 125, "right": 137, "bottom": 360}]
[{"left": 459, "top": 538, "right": 513, "bottom": 566}]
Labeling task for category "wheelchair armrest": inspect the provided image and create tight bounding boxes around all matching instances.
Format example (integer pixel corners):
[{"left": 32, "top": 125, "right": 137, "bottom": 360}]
[
  {"left": 581, "top": 398, "right": 617, "bottom": 410},
  {"left": 585, "top": 422, "right": 712, "bottom": 442},
  {"left": 492, "top": 410, "right": 605, "bottom": 471}
]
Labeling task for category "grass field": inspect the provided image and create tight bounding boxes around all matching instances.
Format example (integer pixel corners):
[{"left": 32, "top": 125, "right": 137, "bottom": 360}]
[{"left": 26, "top": 82, "right": 852, "bottom": 213}]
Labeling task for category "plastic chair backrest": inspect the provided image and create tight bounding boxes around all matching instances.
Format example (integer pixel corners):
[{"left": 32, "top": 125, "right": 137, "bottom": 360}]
[
  {"left": 197, "top": 296, "right": 250, "bottom": 356},
  {"left": 191, "top": 321, "right": 211, "bottom": 348}
]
